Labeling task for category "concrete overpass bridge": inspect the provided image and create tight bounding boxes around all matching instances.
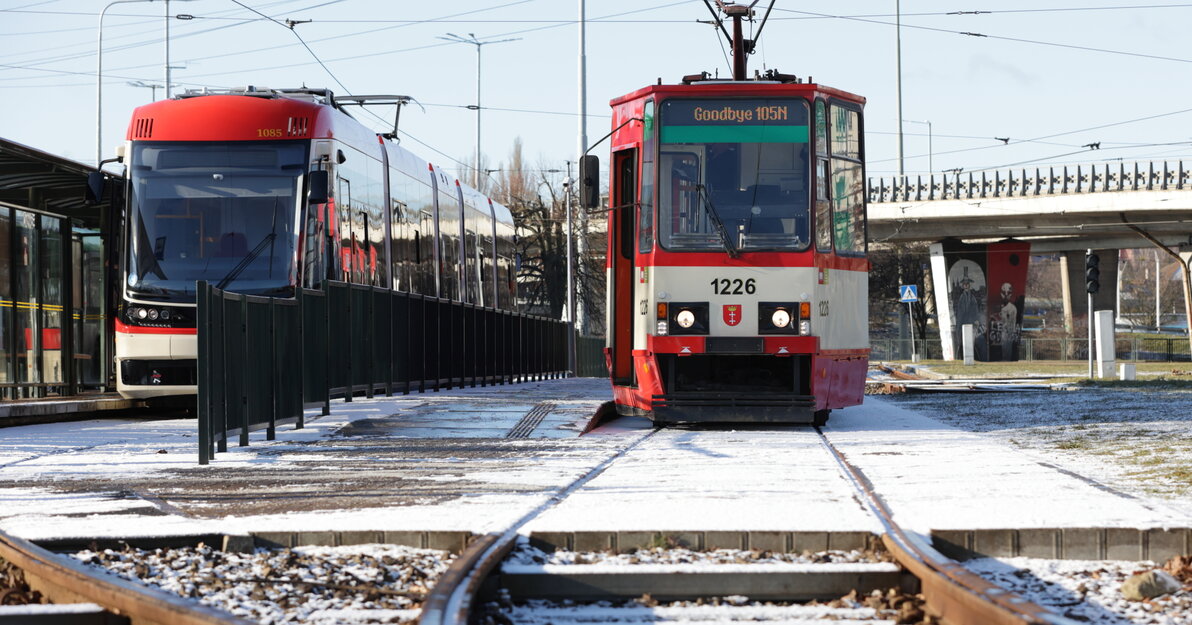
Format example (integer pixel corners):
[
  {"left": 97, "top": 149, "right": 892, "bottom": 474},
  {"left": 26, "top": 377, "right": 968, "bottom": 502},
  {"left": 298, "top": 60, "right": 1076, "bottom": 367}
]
[{"left": 866, "top": 160, "right": 1192, "bottom": 361}]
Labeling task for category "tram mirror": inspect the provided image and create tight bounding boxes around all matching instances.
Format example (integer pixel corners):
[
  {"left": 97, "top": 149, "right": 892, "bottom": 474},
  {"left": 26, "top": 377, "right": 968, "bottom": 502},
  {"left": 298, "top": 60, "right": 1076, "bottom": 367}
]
[
  {"left": 579, "top": 154, "right": 600, "bottom": 210},
  {"left": 308, "top": 170, "right": 329, "bottom": 204},
  {"left": 84, "top": 171, "right": 106, "bottom": 205}
]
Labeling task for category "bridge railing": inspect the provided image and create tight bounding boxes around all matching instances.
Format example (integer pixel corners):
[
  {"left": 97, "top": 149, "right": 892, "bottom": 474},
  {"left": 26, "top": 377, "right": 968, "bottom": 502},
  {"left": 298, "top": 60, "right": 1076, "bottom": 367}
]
[{"left": 868, "top": 160, "right": 1192, "bottom": 204}]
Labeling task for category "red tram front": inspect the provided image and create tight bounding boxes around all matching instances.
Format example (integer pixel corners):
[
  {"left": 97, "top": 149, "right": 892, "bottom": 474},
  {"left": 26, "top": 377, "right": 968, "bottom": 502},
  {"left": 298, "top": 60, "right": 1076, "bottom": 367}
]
[{"left": 583, "top": 78, "right": 869, "bottom": 425}]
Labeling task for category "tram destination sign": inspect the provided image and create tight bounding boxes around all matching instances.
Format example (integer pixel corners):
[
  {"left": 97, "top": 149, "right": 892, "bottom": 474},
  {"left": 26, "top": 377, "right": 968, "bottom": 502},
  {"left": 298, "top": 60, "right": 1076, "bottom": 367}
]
[{"left": 661, "top": 98, "right": 808, "bottom": 144}]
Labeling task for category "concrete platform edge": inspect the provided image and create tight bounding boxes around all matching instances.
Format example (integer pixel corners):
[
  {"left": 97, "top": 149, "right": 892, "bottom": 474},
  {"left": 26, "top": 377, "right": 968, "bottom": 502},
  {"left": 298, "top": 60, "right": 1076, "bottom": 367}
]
[{"left": 932, "top": 527, "right": 1192, "bottom": 562}]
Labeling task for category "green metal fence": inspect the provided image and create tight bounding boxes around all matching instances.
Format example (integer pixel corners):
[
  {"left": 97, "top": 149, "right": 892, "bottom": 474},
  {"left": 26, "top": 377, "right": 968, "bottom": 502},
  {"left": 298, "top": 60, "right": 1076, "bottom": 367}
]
[{"left": 197, "top": 280, "right": 570, "bottom": 464}]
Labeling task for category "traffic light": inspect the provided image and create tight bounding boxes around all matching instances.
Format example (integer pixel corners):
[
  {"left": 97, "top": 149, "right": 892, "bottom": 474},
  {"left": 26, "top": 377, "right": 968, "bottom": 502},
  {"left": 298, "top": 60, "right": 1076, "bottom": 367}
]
[{"left": 1085, "top": 252, "right": 1100, "bottom": 294}]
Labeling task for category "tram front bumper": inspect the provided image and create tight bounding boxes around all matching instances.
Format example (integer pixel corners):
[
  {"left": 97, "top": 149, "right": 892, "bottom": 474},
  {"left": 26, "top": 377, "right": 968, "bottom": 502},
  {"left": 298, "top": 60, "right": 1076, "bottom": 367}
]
[{"left": 649, "top": 392, "right": 818, "bottom": 424}]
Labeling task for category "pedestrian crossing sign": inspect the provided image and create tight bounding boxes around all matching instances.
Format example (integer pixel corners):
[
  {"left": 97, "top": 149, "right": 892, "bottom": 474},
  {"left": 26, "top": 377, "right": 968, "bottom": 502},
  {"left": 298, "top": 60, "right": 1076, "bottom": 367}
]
[{"left": 899, "top": 285, "right": 919, "bottom": 302}]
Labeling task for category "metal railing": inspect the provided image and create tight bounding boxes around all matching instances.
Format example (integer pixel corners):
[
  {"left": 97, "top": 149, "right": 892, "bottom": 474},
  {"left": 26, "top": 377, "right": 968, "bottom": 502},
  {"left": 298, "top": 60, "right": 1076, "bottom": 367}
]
[
  {"left": 871, "top": 337, "right": 1192, "bottom": 363},
  {"left": 868, "top": 160, "right": 1192, "bottom": 204},
  {"left": 197, "top": 280, "right": 571, "bottom": 464}
]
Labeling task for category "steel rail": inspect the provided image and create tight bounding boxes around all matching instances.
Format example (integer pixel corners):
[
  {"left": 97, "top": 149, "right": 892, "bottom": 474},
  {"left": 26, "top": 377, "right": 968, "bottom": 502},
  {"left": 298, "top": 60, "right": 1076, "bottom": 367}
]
[
  {"left": 0, "top": 529, "right": 254, "bottom": 625},
  {"left": 815, "top": 429, "right": 1080, "bottom": 625},
  {"left": 419, "top": 427, "right": 659, "bottom": 625}
]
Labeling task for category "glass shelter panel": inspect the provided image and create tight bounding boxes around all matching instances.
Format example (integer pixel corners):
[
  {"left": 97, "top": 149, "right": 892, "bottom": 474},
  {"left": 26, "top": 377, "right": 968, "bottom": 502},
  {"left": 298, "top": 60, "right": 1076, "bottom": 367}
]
[
  {"left": 15, "top": 211, "right": 38, "bottom": 384},
  {"left": 40, "top": 217, "right": 62, "bottom": 383}
]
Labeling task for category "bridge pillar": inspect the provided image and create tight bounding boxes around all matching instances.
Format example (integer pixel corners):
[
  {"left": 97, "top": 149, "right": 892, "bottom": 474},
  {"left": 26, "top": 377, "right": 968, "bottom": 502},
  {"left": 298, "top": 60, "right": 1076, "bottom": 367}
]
[{"left": 1062, "top": 249, "right": 1118, "bottom": 322}]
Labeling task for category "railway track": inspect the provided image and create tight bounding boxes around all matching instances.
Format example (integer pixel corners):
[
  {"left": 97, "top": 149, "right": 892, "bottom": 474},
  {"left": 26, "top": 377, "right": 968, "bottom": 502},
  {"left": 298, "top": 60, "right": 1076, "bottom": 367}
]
[
  {"left": 421, "top": 425, "right": 1075, "bottom": 625},
  {"left": 0, "top": 529, "right": 252, "bottom": 625},
  {"left": 0, "top": 417, "right": 1079, "bottom": 625}
]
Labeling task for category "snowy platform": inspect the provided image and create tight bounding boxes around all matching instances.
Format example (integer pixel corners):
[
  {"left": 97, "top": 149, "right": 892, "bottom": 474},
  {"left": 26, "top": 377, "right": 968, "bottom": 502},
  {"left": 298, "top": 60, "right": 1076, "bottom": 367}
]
[{"left": 0, "top": 380, "right": 1188, "bottom": 550}]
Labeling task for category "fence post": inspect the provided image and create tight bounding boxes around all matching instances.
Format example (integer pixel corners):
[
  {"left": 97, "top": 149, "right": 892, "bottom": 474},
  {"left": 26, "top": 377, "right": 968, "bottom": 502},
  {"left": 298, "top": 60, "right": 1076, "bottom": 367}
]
[
  {"left": 197, "top": 281, "right": 211, "bottom": 465},
  {"left": 238, "top": 294, "right": 250, "bottom": 448}
]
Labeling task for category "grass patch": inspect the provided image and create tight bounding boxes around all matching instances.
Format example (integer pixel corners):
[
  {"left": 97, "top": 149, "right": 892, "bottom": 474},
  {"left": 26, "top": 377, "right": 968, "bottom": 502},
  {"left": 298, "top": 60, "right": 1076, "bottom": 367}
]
[{"left": 883, "top": 359, "right": 1192, "bottom": 382}]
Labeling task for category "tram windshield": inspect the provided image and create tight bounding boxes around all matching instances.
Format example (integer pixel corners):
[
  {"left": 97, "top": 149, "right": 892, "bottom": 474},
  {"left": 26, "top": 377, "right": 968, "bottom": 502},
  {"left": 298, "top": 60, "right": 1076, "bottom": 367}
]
[
  {"left": 126, "top": 141, "right": 305, "bottom": 302},
  {"left": 657, "top": 98, "right": 810, "bottom": 253}
]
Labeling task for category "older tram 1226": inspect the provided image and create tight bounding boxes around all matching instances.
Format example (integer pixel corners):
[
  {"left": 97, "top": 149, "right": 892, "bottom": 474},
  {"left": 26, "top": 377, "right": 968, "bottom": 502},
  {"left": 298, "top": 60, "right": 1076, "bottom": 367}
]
[{"left": 579, "top": 2, "right": 869, "bottom": 426}]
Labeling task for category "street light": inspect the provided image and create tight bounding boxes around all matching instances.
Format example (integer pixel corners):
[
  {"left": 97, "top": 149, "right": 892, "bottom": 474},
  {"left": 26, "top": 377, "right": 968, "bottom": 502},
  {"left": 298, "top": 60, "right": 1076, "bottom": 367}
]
[
  {"left": 97, "top": 0, "right": 192, "bottom": 166},
  {"left": 98, "top": 0, "right": 156, "bottom": 167},
  {"left": 901, "top": 119, "right": 932, "bottom": 174},
  {"left": 437, "top": 33, "right": 521, "bottom": 188},
  {"left": 127, "top": 79, "right": 164, "bottom": 101}
]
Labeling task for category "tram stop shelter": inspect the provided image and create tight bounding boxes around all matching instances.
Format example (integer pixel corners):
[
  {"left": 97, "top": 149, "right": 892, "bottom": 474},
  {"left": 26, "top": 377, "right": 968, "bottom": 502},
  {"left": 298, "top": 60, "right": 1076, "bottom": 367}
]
[{"left": 0, "top": 138, "right": 118, "bottom": 399}]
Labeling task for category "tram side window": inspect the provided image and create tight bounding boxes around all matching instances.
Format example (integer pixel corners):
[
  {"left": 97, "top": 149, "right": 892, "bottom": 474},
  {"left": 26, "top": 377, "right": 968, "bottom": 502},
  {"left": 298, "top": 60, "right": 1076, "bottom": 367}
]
[
  {"left": 814, "top": 100, "right": 832, "bottom": 253},
  {"left": 419, "top": 210, "right": 434, "bottom": 295},
  {"left": 464, "top": 229, "right": 478, "bottom": 304},
  {"left": 365, "top": 158, "right": 387, "bottom": 288},
  {"left": 829, "top": 105, "right": 865, "bottom": 256},
  {"left": 639, "top": 100, "right": 655, "bottom": 254},
  {"left": 390, "top": 199, "right": 407, "bottom": 291},
  {"left": 337, "top": 176, "right": 353, "bottom": 282},
  {"left": 302, "top": 191, "right": 326, "bottom": 289},
  {"left": 438, "top": 190, "right": 461, "bottom": 301},
  {"left": 480, "top": 234, "right": 493, "bottom": 307}
]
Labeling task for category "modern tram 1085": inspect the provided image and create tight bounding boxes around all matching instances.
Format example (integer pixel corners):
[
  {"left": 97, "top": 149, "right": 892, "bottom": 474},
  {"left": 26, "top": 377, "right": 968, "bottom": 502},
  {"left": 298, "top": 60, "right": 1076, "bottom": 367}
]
[
  {"left": 579, "top": 7, "right": 869, "bottom": 426},
  {"left": 101, "top": 87, "right": 518, "bottom": 399}
]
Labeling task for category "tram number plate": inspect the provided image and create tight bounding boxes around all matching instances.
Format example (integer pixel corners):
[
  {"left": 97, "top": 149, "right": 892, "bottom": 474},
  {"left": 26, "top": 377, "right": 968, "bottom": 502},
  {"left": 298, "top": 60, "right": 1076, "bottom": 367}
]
[
  {"left": 819, "top": 300, "right": 830, "bottom": 316},
  {"left": 710, "top": 278, "right": 756, "bottom": 295}
]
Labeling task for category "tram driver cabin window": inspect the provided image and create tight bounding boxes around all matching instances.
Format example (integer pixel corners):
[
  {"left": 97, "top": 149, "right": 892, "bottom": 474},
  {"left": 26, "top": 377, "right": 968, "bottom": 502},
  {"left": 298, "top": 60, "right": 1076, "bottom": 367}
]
[
  {"left": 657, "top": 99, "right": 811, "bottom": 252},
  {"left": 829, "top": 104, "right": 865, "bottom": 256}
]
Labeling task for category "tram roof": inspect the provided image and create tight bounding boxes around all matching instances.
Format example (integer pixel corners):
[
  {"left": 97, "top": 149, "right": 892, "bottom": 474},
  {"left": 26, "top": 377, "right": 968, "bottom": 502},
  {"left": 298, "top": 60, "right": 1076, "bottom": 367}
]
[
  {"left": 609, "top": 81, "right": 866, "bottom": 108},
  {"left": 0, "top": 138, "right": 111, "bottom": 228}
]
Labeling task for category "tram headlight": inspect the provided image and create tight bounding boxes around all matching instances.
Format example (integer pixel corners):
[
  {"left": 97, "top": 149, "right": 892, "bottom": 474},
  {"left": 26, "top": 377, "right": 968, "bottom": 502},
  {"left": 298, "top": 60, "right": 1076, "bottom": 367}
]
[
  {"left": 135, "top": 307, "right": 149, "bottom": 320},
  {"left": 799, "top": 320, "right": 812, "bottom": 335},
  {"left": 147, "top": 309, "right": 159, "bottom": 321},
  {"left": 667, "top": 303, "right": 708, "bottom": 336},
  {"left": 758, "top": 302, "right": 799, "bottom": 335}
]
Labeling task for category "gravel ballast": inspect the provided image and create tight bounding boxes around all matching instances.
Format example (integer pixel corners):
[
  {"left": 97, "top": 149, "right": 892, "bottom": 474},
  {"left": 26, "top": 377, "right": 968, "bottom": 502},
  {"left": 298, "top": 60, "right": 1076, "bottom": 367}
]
[{"left": 73, "top": 543, "right": 453, "bottom": 624}]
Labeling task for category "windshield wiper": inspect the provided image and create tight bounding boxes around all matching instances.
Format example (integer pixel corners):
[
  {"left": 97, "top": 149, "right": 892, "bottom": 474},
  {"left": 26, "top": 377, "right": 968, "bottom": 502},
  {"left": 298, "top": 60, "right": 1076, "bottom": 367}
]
[
  {"left": 694, "top": 184, "right": 739, "bottom": 258},
  {"left": 215, "top": 233, "right": 276, "bottom": 290},
  {"left": 216, "top": 197, "right": 282, "bottom": 291}
]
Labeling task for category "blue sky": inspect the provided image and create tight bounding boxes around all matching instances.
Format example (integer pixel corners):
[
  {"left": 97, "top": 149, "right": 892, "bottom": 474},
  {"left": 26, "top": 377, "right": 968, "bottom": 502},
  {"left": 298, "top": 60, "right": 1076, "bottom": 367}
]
[{"left": 2, "top": 1, "right": 1191, "bottom": 188}]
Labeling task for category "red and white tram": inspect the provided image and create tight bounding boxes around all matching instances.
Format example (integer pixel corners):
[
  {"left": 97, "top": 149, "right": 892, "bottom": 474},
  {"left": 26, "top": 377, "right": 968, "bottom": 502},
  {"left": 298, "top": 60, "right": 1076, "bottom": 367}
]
[
  {"left": 108, "top": 87, "right": 517, "bottom": 399},
  {"left": 581, "top": 27, "right": 869, "bottom": 426}
]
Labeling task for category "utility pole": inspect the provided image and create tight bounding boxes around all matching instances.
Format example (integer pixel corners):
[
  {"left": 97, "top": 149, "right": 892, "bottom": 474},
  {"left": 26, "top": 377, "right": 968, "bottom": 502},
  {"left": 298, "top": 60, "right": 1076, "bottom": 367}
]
[
  {"left": 438, "top": 33, "right": 520, "bottom": 188},
  {"left": 164, "top": 0, "right": 171, "bottom": 99},
  {"left": 576, "top": 0, "right": 589, "bottom": 335},
  {"left": 565, "top": 162, "right": 576, "bottom": 376},
  {"left": 895, "top": 0, "right": 905, "bottom": 177}
]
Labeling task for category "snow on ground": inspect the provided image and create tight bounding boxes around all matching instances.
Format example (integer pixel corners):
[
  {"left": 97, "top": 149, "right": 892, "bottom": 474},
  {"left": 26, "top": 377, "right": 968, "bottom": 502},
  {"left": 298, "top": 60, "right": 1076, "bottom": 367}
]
[
  {"left": 879, "top": 383, "right": 1192, "bottom": 518},
  {"left": 0, "top": 377, "right": 1190, "bottom": 544},
  {"left": 0, "top": 379, "right": 621, "bottom": 540},
  {"left": 824, "top": 397, "right": 1190, "bottom": 531},
  {"left": 964, "top": 557, "right": 1192, "bottom": 625},
  {"left": 524, "top": 423, "right": 881, "bottom": 533}
]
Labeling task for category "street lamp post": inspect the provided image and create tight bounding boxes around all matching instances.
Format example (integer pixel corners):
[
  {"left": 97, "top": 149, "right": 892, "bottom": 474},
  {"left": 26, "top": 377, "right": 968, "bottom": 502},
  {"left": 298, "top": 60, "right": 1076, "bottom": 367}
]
[
  {"left": 98, "top": 0, "right": 157, "bottom": 167},
  {"left": 895, "top": 0, "right": 905, "bottom": 177},
  {"left": 98, "top": 0, "right": 191, "bottom": 167},
  {"left": 438, "top": 33, "right": 520, "bottom": 188}
]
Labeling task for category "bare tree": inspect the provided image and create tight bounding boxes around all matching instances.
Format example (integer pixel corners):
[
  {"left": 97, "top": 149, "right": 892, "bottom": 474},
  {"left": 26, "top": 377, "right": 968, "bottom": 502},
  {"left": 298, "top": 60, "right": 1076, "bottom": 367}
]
[{"left": 489, "top": 139, "right": 606, "bottom": 330}]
